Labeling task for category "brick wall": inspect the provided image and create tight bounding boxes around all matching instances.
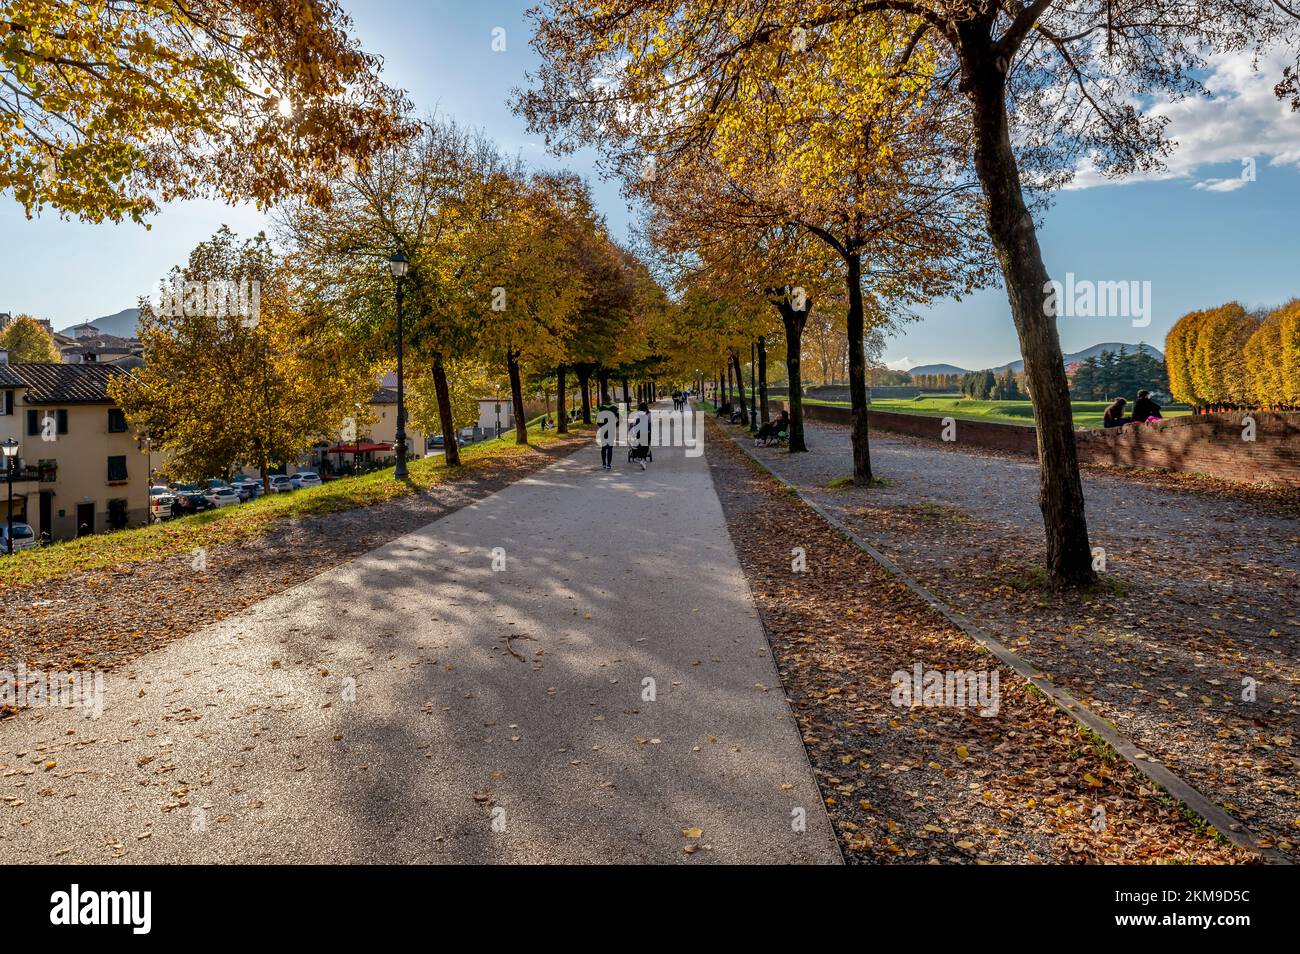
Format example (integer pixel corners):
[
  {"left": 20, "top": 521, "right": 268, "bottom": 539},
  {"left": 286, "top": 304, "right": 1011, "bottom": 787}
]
[
  {"left": 1075, "top": 412, "right": 1300, "bottom": 486},
  {"left": 772, "top": 401, "right": 1300, "bottom": 487}
]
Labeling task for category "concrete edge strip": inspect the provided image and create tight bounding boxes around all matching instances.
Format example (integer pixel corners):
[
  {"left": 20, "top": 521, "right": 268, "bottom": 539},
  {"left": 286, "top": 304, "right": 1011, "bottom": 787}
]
[{"left": 711, "top": 419, "right": 1288, "bottom": 865}]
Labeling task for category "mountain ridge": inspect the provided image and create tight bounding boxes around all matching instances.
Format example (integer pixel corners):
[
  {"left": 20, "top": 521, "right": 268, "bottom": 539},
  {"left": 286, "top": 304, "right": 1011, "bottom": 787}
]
[{"left": 908, "top": 341, "right": 1162, "bottom": 377}]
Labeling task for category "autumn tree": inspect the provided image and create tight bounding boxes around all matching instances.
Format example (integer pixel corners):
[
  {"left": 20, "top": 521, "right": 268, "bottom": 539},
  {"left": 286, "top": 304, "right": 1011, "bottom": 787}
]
[
  {"left": 638, "top": 140, "right": 855, "bottom": 454},
  {"left": 520, "top": 0, "right": 1276, "bottom": 583},
  {"left": 0, "top": 314, "right": 58, "bottom": 363},
  {"left": 110, "top": 228, "right": 375, "bottom": 485},
  {"left": 278, "top": 119, "right": 491, "bottom": 466},
  {"left": 471, "top": 171, "right": 590, "bottom": 444},
  {"left": 408, "top": 358, "right": 484, "bottom": 440},
  {"left": 1, "top": 0, "right": 410, "bottom": 223},
  {"left": 1192, "top": 304, "right": 1259, "bottom": 409}
]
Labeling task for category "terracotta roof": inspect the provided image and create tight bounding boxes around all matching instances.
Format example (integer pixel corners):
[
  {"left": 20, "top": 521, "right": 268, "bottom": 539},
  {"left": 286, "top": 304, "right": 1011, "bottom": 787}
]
[{"left": 1, "top": 363, "right": 126, "bottom": 404}]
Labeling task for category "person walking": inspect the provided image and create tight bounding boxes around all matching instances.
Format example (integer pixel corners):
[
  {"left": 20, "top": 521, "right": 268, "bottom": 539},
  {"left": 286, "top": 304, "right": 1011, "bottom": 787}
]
[
  {"left": 629, "top": 401, "right": 651, "bottom": 471},
  {"left": 596, "top": 403, "right": 617, "bottom": 470}
]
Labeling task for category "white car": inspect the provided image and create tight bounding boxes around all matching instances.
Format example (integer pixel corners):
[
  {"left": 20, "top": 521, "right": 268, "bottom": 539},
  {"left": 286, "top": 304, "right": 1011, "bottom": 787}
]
[
  {"left": 291, "top": 471, "right": 321, "bottom": 489},
  {"left": 204, "top": 486, "right": 241, "bottom": 507},
  {"left": 267, "top": 475, "right": 294, "bottom": 493},
  {"left": 0, "top": 521, "right": 37, "bottom": 553},
  {"left": 149, "top": 486, "right": 175, "bottom": 521}
]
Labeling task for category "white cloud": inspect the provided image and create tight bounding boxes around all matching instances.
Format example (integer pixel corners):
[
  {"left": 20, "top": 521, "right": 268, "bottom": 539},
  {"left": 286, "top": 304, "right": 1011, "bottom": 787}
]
[
  {"left": 1067, "top": 47, "right": 1300, "bottom": 191},
  {"left": 1192, "top": 177, "right": 1251, "bottom": 192},
  {"left": 885, "top": 356, "right": 913, "bottom": 371}
]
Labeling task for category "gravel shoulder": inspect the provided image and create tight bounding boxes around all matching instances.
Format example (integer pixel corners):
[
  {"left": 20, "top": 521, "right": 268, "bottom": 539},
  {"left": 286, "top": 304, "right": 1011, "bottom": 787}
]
[{"left": 720, "top": 416, "right": 1298, "bottom": 859}]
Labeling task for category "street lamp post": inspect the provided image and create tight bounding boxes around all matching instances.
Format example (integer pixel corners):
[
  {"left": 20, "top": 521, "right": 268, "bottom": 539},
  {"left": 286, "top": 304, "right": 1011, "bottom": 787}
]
[
  {"left": 749, "top": 341, "right": 758, "bottom": 432},
  {"left": 389, "top": 251, "right": 410, "bottom": 479},
  {"left": 2, "top": 438, "right": 18, "bottom": 555}
]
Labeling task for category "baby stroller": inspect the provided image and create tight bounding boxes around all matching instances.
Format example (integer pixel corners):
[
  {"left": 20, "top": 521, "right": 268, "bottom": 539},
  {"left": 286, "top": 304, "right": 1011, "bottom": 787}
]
[{"left": 627, "top": 443, "right": 653, "bottom": 463}]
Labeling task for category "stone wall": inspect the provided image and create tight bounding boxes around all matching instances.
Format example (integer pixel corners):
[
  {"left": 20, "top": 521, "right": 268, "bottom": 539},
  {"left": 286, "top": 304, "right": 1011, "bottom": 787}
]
[{"left": 771, "top": 400, "right": 1300, "bottom": 487}]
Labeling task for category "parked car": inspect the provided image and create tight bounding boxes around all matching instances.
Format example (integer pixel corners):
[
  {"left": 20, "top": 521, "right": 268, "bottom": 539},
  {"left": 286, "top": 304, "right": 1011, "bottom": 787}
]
[
  {"left": 150, "top": 486, "right": 175, "bottom": 521},
  {"left": 233, "top": 478, "right": 264, "bottom": 500},
  {"left": 204, "top": 486, "right": 241, "bottom": 507},
  {"left": 429, "top": 434, "right": 446, "bottom": 447},
  {"left": 204, "top": 478, "right": 232, "bottom": 492},
  {"left": 267, "top": 475, "right": 294, "bottom": 493},
  {"left": 291, "top": 471, "right": 321, "bottom": 489},
  {"left": 0, "top": 521, "right": 38, "bottom": 553},
  {"left": 172, "top": 491, "right": 214, "bottom": 516},
  {"left": 170, "top": 482, "right": 199, "bottom": 494}
]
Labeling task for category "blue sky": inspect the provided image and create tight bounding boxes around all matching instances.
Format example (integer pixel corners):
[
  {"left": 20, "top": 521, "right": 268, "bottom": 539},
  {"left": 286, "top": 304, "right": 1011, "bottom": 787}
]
[{"left": 2, "top": 1, "right": 1296, "bottom": 370}]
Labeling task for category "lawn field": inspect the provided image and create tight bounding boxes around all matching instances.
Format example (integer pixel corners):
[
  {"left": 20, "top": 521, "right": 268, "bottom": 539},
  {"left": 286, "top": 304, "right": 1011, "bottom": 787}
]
[
  {"left": 0, "top": 418, "right": 585, "bottom": 587},
  {"left": 806, "top": 394, "right": 1191, "bottom": 429}
]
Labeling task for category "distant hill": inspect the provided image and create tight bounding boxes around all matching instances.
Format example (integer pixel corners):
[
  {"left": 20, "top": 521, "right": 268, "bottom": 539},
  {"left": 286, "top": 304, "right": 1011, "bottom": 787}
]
[
  {"left": 907, "top": 342, "right": 1162, "bottom": 377},
  {"left": 59, "top": 307, "right": 139, "bottom": 339},
  {"left": 995, "top": 341, "right": 1163, "bottom": 374},
  {"left": 907, "top": 362, "right": 970, "bottom": 376}
]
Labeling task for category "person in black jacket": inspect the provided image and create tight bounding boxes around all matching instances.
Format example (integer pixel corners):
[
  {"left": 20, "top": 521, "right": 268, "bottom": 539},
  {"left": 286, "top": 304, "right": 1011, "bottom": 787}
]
[{"left": 1130, "top": 389, "right": 1162, "bottom": 423}]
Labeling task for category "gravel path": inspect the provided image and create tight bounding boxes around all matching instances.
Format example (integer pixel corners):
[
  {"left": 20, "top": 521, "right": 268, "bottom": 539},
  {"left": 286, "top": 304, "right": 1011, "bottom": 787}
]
[
  {"left": 0, "top": 424, "right": 839, "bottom": 864},
  {"left": 724, "top": 418, "right": 1299, "bottom": 857}
]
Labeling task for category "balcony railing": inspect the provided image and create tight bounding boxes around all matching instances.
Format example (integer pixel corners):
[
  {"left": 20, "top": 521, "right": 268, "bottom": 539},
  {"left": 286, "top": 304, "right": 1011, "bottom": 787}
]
[{"left": 3, "top": 464, "right": 57, "bottom": 483}]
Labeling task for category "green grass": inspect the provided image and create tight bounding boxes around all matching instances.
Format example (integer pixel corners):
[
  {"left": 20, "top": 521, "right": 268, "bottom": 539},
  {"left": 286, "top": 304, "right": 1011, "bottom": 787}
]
[
  {"left": 804, "top": 394, "right": 1192, "bottom": 429},
  {"left": 0, "top": 421, "right": 585, "bottom": 588}
]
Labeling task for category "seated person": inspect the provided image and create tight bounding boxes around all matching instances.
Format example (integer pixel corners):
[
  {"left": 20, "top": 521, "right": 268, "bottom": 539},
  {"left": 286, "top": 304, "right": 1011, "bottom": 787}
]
[
  {"left": 756, "top": 410, "right": 791, "bottom": 443},
  {"left": 1102, "top": 397, "right": 1129, "bottom": 428},
  {"left": 1130, "top": 389, "right": 1162, "bottom": 423}
]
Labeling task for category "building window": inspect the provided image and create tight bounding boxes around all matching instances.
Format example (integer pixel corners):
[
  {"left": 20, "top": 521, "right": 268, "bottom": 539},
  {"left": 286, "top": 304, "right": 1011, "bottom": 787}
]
[
  {"left": 29, "top": 409, "right": 68, "bottom": 436},
  {"left": 107, "top": 498, "right": 129, "bottom": 530},
  {"left": 108, "top": 408, "right": 127, "bottom": 432},
  {"left": 107, "top": 455, "right": 128, "bottom": 482},
  {"left": 1, "top": 390, "right": 11, "bottom": 415}
]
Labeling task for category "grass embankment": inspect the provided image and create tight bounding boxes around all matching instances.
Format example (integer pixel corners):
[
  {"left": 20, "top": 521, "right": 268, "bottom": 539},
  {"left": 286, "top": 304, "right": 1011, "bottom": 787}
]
[
  {"left": 804, "top": 394, "right": 1191, "bottom": 429},
  {"left": 0, "top": 421, "right": 585, "bottom": 588}
]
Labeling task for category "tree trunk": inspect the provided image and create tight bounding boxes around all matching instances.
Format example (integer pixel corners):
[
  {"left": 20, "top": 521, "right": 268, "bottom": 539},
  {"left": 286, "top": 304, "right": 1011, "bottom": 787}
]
[
  {"left": 621, "top": 376, "right": 630, "bottom": 405},
  {"left": 778, "top": 305, "right": 809, "bottom": 453},
  {"left": 556, "top": 363, "right": 569, "bottom": 434},
  {"left": 730, "top": 351, "right": 748, "bottom": 423},
  {"left": 969, "top": 61, "right": 1095, "bottom": 586},
  {"left": 432, "top": 351, "right": 461, "bottom": 466},
  {"left": 507, "top": 349, "right": 528, "bottom": 444},
  {"left": 576, "top": 365, "right": 592, "bottom": 423},
  {"left": 598, "top": 369, "right": 610, "bottom": 405},
  {"left": 757, "top": 335, "right": 769, "bottom": 423},
  {"left": 844, "top": 253, "right": 872, "bottom": 484}
]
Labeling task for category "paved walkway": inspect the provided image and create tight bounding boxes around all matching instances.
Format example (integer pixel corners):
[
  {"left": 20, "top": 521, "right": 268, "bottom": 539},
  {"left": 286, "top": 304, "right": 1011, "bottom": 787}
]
[{"left": 0, "top": 415, "right": 838, "bottom": 864}]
